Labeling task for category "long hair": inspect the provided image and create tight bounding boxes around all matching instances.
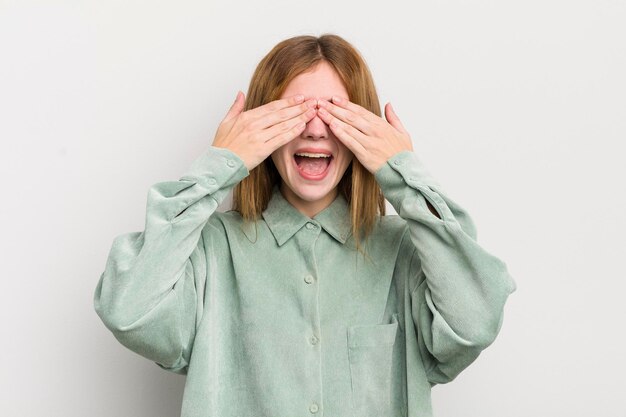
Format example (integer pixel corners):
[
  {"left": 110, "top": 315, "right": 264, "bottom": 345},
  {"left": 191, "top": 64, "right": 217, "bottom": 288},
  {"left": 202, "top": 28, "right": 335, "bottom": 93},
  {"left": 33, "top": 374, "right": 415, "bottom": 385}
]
[{"left": 232, "top": 33, "right": 386, "bottom": 251}]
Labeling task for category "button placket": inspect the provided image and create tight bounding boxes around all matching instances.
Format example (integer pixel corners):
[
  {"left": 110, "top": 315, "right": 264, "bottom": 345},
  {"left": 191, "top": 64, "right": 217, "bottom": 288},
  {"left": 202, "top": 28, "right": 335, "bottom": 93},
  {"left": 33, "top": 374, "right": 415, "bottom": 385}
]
[{"left": 297, "top": 221, "right": 322, "bottom": 417}]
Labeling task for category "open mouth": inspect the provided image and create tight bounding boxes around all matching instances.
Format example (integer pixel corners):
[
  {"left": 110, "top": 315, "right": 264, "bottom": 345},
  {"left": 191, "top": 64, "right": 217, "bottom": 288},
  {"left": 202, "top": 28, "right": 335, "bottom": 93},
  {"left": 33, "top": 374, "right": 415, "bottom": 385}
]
[{"left": 293, "top": 152, "right": 333, "bottom": 179}]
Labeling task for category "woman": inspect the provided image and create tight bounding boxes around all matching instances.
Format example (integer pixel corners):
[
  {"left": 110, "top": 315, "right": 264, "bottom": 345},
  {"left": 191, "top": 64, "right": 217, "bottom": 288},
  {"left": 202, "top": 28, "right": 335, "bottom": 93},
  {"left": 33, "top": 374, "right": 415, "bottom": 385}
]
[{"left": 94, "top": 34, "right": 517, "bottom": 417}]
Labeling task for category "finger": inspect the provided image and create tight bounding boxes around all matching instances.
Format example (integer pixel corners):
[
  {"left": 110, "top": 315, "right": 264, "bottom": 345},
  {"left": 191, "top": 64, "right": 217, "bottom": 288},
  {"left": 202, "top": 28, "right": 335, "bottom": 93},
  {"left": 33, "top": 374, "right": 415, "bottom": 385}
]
[
  {"left": 317, "top": 99, "right": 373, "bottom": 134},
  {"left": 260, "top": 106, "right": 317, "bottom": 142},
  {"left": 246, "top": 93, "right": 305, "bottom": 121},
  {"left": 265, "top": 118, "right": 309, "bottom": 150},
  {"left": 249, "top": 99, "right": 317, "bottom": 131},
  {"left": 330, "top": 95, "right": 381, "bottom": 124},
  {"left": 222, "top": 91, "right": 245, "bottom": 124},
  {"left": 385, "top": 102, "right": 408, "bottom": 135},
  {"left": 320, "top": 109, "right": 368, "bottom": 156}
]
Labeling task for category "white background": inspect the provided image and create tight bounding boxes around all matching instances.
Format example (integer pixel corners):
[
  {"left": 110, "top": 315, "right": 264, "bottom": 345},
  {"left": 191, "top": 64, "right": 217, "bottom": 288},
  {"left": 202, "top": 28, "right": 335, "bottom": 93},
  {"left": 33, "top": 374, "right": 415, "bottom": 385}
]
[{"left": 1, "top": 1, "right": 625, "bottom": 416}]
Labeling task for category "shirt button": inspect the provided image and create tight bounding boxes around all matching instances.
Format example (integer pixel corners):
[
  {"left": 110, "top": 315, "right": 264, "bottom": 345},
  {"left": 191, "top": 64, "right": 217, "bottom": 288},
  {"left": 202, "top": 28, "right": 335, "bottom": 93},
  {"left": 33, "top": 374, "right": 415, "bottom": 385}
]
[
  {"left": 207, "top": 178, "right": 217, "bottom": 185},
  {"left": 305, "top": 222, "right": 317, "bottom": 230},
  {"left": 309, "top": 335, "right": 319, "bottom": 345},
  {"left": 304, "top": 275, "right": 314, "bottom": 284},
  {"left": 393, "top": 159, "right": 402, "bottom": 166},
  {"left": 309, "top": 403, "right": 319, "bottom": 413},
  {"left": 226, "top": 159, "right": 236, "bottom": 168}
]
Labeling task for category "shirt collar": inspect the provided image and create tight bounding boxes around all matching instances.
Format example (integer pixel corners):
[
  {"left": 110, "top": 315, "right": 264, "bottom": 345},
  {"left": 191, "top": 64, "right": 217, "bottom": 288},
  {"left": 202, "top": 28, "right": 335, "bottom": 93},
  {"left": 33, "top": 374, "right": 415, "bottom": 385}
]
[{"left": 261, "top": 184, "right": 351, "bottom": 246}]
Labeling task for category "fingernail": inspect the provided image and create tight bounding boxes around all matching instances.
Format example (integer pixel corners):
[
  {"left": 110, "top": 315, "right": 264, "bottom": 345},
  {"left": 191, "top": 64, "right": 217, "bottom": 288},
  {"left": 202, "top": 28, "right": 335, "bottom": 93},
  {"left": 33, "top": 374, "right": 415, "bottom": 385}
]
[
  {"left": 331, "top": 96, "right": 342, "bottom": 104},
  {"left": 295, "top": 94, "right": 304, "bottom": 102}
]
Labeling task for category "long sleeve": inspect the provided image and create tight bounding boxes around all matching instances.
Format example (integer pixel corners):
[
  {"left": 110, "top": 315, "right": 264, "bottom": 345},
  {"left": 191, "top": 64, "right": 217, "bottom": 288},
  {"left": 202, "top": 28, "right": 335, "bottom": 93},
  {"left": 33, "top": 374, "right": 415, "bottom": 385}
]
[
  {"left": 93, "top": 146, "right": 248, "bottom": 374},
  {"left": 374, "top": 150, "right": 517, "bottom": 385}
]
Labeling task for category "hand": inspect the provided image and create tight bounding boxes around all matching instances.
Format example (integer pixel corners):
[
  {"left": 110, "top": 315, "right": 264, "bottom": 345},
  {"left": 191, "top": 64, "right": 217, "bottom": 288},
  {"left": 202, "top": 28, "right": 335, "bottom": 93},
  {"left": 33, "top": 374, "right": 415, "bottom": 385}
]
[
  {"left": 316, "top": 96, "right": 414, "bottom": 173},
  {"left": 212, "top": 91, "right": 318, "bottom": 171}
]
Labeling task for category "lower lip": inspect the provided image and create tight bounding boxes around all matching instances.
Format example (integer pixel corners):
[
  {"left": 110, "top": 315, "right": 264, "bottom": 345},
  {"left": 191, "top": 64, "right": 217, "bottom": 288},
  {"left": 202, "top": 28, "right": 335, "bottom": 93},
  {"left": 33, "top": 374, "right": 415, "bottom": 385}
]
[{"left": 292, "top": 156, "right": 333, "bottom": 181}]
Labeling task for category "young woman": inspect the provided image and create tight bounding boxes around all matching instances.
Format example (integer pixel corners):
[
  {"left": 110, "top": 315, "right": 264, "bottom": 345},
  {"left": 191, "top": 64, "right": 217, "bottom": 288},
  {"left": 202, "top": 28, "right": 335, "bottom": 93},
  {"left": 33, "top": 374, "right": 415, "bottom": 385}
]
[{"left": 94, "top": 34, "right": 516, "bottom": 417}]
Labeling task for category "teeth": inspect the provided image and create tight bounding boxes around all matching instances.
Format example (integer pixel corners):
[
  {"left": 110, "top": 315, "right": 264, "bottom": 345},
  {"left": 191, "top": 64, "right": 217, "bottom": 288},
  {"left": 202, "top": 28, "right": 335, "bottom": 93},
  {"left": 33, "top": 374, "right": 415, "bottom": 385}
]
[{"left": 295, "top": 152, "right": 331, "bottom": 158}]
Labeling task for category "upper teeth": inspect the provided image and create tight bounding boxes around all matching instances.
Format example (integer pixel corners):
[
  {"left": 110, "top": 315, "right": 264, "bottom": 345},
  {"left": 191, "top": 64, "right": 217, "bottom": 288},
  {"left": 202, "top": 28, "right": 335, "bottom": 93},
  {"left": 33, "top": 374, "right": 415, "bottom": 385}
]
[{"left": 295, "top": 152, "right": 330, "bottom": 158}]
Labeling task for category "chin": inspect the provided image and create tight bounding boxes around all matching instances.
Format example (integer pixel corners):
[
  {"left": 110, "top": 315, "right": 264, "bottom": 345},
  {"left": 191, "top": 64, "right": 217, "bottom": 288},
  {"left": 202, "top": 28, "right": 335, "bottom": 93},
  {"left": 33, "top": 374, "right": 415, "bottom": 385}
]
[{"left": 288, "top": 182, "right": 337, "bottom": 202}]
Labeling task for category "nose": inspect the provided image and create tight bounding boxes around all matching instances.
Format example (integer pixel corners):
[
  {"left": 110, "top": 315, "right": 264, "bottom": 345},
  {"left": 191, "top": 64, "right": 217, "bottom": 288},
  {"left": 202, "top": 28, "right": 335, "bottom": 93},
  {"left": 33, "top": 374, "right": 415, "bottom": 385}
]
[{"left": 301, "top": 108, "right": 329, "bottom": 140}]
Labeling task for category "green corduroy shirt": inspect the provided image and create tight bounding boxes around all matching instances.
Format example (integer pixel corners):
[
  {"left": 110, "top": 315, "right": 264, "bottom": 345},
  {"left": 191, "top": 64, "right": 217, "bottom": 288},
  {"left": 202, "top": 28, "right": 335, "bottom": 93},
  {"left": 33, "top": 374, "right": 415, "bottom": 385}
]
[{"left": 94, "top": 146, "right": 517, "bottom": 417}]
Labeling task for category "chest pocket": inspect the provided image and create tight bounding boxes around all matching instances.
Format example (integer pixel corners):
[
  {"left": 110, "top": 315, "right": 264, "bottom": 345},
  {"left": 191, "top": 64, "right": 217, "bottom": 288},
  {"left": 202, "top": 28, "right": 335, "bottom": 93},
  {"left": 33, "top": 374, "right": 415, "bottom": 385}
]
[{"left": 347, "top": 313, "right": 402, "bottom": 417}]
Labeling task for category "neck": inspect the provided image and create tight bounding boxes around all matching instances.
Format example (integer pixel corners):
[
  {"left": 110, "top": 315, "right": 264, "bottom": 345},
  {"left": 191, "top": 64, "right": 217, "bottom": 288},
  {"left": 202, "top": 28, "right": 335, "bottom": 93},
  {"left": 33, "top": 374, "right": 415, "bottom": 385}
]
[{"left": 279, "top": 184, "right": 338, "bottom": 218}]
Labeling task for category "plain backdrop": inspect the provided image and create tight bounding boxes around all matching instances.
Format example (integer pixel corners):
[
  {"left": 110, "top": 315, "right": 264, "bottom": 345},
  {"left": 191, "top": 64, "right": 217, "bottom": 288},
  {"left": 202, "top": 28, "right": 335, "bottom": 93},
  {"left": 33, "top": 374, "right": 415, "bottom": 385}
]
[{"left": 1, "top": 1, "right": 625, "bottom": 416}]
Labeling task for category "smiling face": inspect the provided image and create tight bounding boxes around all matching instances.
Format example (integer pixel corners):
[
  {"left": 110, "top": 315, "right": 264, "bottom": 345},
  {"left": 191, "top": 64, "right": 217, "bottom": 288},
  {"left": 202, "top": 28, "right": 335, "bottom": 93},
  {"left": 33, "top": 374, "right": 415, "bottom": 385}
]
[{"left": 271, "top": 61, "right": 354, "bottom": 218}]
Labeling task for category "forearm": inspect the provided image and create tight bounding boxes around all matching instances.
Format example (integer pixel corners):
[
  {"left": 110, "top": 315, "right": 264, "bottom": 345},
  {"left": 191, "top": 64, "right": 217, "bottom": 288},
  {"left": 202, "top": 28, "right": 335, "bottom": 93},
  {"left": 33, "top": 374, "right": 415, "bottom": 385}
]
[
  {"left": 93, "top": 146, "right": 248, "bottom": 370},
  {"left": 376, "top": 150, "right": 516, "bottom": 354}
]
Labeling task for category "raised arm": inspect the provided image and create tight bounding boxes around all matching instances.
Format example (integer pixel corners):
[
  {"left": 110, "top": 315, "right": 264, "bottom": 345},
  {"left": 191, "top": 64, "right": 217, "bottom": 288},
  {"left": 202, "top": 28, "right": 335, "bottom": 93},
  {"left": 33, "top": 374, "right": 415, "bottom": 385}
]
[
  {"left": 375, "top": 150, "right": 517, "bottom": 385},
  {"left": 311, "top": 95, "right": 516, "bottom": 384},
  {"left": 94, "top": 91, "right": 319, "bottom": 373},
  {"left": 93, "top": 146, "right": 248, "bottom": 373}
]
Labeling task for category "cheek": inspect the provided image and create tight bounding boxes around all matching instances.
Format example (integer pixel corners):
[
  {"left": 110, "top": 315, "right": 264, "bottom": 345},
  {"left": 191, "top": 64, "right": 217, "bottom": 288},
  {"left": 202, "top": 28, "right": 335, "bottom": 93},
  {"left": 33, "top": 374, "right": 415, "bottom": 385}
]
[
  {"left": 270, "top": 149, "right": 290, "bottom": 174},
  {"left": 335, "top": 152, "right": 353, "bottom": 177},
  {"left": 330, "top": 136, "right": 352, "bottom": 160},
  {"left": 337, "top": 144, "right": 354, "bottom": 166}
]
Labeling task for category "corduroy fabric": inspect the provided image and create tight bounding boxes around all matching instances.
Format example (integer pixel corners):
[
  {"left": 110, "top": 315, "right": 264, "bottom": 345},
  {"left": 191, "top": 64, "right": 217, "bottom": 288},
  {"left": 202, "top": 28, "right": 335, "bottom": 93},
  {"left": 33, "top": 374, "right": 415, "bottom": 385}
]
[{"left": 94, "top": 145, "right": 517, "bottom": 417}]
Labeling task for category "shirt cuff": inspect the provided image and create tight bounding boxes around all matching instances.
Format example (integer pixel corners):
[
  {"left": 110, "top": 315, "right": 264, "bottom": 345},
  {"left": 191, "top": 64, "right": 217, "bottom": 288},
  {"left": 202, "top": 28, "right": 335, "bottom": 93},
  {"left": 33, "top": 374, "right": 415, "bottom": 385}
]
[
  {"left": 180, "top": 146, "right": 249, "bottom": 192},
  {"left": 374, "top": 150, "right": 447, "bottom": 222}
]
